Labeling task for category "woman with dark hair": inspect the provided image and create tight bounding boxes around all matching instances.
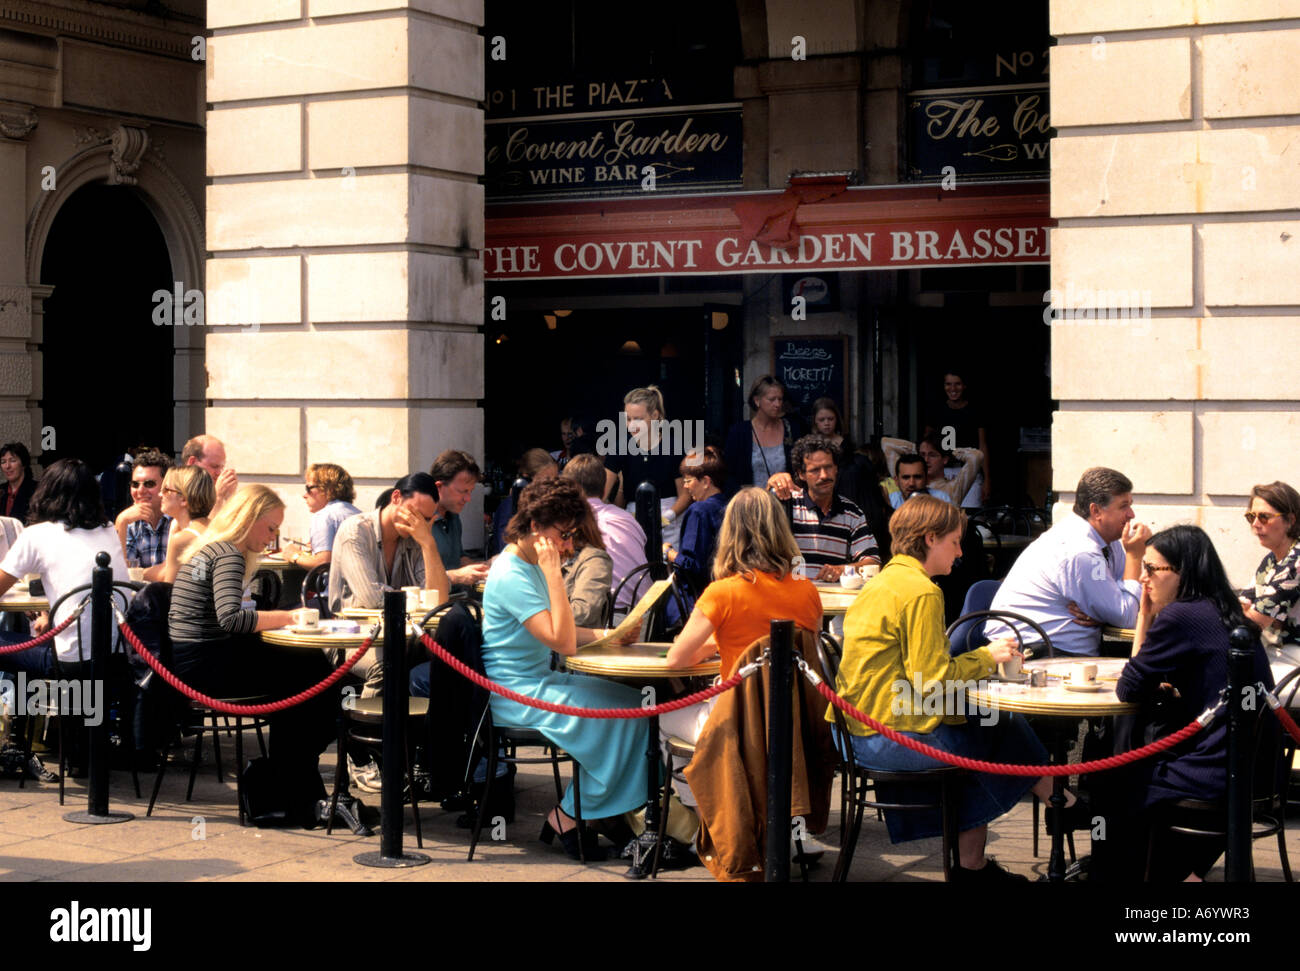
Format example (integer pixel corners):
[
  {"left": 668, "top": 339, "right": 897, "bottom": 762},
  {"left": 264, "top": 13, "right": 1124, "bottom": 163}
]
[
  {"left": 1240, "top": 481, "right": 1300, "bottom": 664},
  {"left": 480, "top": 476, "right": 644, "bottom": 860},
  {"left": 723, "top": 375, "right": 803, "bottom": 495},
  {"left": 1095, "top": 524, "right": 1275, "bottom": 882},
  {"left": 0, "top": 459, "right": 130, "bottom": 679},
  {"left": 0, "top": 442, "right": 36, "bottom": 524}
]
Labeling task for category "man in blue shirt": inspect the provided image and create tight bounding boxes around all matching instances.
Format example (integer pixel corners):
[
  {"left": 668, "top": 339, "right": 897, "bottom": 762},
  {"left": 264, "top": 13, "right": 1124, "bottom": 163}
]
[
  {"left": 985, "top": 467, "right": 1151, "bottom": 657},
  {"left": 114, "top": 449, "right": 172, "bottom": 568}
]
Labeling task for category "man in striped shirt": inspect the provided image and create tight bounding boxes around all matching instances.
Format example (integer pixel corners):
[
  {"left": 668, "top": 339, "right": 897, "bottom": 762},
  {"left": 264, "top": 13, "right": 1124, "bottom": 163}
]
[{"left": 769, "top": 434, "right": 880, "bottom": 581}]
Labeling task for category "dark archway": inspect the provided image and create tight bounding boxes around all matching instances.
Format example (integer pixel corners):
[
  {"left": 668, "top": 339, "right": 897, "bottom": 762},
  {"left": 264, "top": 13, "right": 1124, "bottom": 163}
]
[{"left": 39, "top": 182, "right": 175, "bottom": 470}]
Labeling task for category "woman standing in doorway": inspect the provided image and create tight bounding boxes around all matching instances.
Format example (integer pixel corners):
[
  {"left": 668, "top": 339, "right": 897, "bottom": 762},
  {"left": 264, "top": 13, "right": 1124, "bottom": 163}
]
[
  {"left": 922, "top": 371, "right": 991, "bottom": 508},
  {"left": 723, "top": 375, "right": 803, "bottom": 496}
]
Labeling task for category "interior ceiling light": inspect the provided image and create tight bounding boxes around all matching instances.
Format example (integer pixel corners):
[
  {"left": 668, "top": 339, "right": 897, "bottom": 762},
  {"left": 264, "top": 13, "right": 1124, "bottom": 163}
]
[
  {"left": 619, "top": 340, "right": 642, "bottom": 355},
  {"left": 711, "top": 311, "right": 729, "bottom": 330},
  {"left": 544, "top": 314, "right": 557, "bottom": 329},
  {"left": 552, "top": 309, "right": 572, "bottom": 317}
]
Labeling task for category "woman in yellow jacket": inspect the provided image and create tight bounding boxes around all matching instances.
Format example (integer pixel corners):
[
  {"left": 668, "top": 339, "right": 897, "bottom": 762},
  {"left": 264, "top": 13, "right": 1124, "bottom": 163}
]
[{"left": 833, "top": 495, "right": 1073, "bottom": 882}]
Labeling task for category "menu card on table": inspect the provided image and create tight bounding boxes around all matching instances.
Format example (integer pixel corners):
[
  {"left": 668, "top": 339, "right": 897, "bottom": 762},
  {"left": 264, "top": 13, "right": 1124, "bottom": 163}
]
[{"left": 583, "top": 579, "right": 672, "bottom": 650}]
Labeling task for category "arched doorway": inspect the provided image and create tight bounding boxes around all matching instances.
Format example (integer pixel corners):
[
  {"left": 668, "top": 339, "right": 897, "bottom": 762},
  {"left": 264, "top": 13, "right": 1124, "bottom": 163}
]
[{"left": 39, "top": 182, "right": 175, "bottom": 470}]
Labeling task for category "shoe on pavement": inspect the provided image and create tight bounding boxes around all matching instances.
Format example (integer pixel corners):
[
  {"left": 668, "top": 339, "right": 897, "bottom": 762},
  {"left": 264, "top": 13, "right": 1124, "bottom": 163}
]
[
  {"left": 347, "top": 756, "right": 382, "bottom": 794},
  {"left": 953, "top": 857, "right": 1027, "bottom": 883},
  {"left": 26, "top": 754, "right": 58, "bottom": 783}
]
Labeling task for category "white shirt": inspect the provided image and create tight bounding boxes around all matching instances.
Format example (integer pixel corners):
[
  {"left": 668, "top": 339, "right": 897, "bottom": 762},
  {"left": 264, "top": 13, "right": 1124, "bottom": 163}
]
[
  {"left": 0, "top": 522, "right": 131, "bottom": 662},
  {"left": 985, "top": 513, "right": 1140, "bottom": 656}
]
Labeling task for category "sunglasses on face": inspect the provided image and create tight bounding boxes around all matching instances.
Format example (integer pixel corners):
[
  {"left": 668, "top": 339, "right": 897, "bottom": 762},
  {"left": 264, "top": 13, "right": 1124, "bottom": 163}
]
[
  {"left": 304, "top": 484, "right": 321, "bottom": 494},
  {"left": 130, "top": 480, "right": 159, "bottom": 490},
  {"left": 161, "top": 487, "right": 182, "bottom": 497},
  {"left": 1244, "top": 511, "right": 1284, "bottom": 525},
  {"left": 1141, "top": 562, "right": 1175, "bottom": 576},
  {"left": 558, "top": 527, "right": 579, "bottom": 542}
]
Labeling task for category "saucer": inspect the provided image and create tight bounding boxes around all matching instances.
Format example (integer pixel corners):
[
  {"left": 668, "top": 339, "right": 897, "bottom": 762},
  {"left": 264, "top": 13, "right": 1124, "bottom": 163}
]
[
  {"left": 1064, "top": 681, "right": 1104, "bottom": 692},
  {"left": 287, "top": 624, "right": 324, "bottom": 635}
]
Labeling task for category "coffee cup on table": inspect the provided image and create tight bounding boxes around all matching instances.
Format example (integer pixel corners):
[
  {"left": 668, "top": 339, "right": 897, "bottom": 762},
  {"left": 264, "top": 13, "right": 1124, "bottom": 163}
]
[
  {"left": 997, "top": 654, "right": 1023, "bottom": 681},
  {"left": 292, "top": 607, "right": 320, "bottom": 630},
  {"left": 1069, "top": 662, "right": 1098, "bottom": 684},
  {"left": 860, "top": 563, "right": 880, "bottom": 579},
  {"left": 402, "top": 585, "right": 421, "bottom": 612},
  {"left": 419, "top": 588, "right": 442, "bottom": 609},
  {"left": 128, "top": 567, "right": 145, "bottom": 583}
]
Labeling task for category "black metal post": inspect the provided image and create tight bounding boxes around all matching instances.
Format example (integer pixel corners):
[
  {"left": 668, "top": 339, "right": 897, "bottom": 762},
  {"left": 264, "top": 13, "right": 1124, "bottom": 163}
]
[
  {"left": 64, "top": 552, "right": 131, "bottom": 824},
  {"left": 634, "top": 481, "right": 665, "bottom": 580},
  {"left": 765, "top": 619, "right": 794, "bottom": 882},
  {"left": 354, "top": 590, "right": 428, "bottom": 867},
  {"left": 1224, "top": 626, "right": 1256, "bottom": 882}
]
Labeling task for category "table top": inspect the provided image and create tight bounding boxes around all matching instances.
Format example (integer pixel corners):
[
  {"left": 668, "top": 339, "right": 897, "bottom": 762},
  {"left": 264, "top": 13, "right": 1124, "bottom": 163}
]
[
  {"left": 814, "top": 581, "right": 865, "bottom": 616},
  {"left": 0, "top": 590, "right": 48, "bottom": 612},
  {"left": 260, "top": 623, "right": 382, "bottom": 649},
  {"left": 337, "top": 606, "right": 441, "bottom": 629},
  {"left": 965, "top": 657, "right": 1139, "bottom": 717},
  {"left": 565, "top": 641, "right": 719, "bottom": 679},
  {"left": 1102, "top": 625, "right": 1135, "bottom": 641},
  {"left": 256, "top": 554, "right": 303, "bottom": 573},
  {"left": 987, "top": 533, "right": 1036, "bottom": 550}
]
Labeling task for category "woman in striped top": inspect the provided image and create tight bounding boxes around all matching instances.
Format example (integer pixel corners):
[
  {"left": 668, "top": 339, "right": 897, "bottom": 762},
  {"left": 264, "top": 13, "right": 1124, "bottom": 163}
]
[{"left": 169, "top": 484, "right": 337, "bottom": 819}]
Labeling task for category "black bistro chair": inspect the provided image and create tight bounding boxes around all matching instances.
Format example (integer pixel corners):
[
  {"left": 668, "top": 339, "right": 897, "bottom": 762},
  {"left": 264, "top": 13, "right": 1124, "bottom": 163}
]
[
  {"left": 815, "top": 631, "right": 963, "bottom": 881},
  {"left": 299, "top": 564, "right": 331, "bottom": 618},
  {"left": 1142, "top": 664, "right": 1298, "bottom": 882}
]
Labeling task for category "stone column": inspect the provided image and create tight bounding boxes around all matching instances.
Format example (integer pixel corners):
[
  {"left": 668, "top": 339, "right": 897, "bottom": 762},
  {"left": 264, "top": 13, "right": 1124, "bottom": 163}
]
[
  {"left": 0, "top": 104, "right": 39, "bottom": 448},
  {"left": 1049, "top": 2, "right": 1300, "bottom": 583},
  {"left": 205, "top": 0, "right": 485, "bottom": 542}
]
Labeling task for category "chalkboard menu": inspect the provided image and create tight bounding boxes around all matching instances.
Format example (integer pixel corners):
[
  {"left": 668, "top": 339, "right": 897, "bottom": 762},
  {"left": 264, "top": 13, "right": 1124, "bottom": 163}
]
[{"left": 771, "top": 336, "right": 848, "bottom": 427}]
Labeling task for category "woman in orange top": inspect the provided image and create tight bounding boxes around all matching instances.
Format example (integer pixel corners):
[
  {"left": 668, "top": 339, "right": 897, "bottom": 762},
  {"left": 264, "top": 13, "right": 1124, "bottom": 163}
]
[{"left": 663, "top": 487, "right": 823, "bottom": 748}]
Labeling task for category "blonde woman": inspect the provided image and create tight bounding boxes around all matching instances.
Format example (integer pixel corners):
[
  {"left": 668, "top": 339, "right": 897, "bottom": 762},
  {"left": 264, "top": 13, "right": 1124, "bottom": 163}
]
[
  {"left": 663, "top": 488, "right": 823, "bottom": 745},
  {"left": 147, "top": 466, "right": 215, "bottom": 584},
  {"left": 608, "top": 385, "right": 690, "bottom": 546},
  {"left": 168, "top": 485, "right": 337, "bottom": 817}
]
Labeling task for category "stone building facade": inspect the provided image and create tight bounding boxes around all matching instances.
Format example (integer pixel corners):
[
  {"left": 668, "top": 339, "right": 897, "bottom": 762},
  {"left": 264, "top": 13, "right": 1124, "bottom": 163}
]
[{"left": 1, "top": 0, "right": 1296, "bottom": 579}]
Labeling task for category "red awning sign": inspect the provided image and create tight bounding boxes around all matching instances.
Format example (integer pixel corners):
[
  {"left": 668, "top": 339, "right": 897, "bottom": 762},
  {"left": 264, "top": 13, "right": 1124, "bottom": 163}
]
[{"left": 485, "top": 181, "right": 1051, "bottom": 280}]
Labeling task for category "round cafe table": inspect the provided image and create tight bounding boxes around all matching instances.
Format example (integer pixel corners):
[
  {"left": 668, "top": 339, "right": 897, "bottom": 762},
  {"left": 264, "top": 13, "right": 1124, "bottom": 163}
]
[
  {"left": 0, "top": 591, "right": 49, "bottom": 613},
  {"left": 964, "top": 657, "right": 1138, "bottom": 882},
  {"left": 260, "top": 623, "right": 382, "bottom": 650},
  {"left": 337, "top": 606, "right": 441, "bottom": 630},
  {"left": 814, "top": 582, "right": 861, "bottom": 619},
  {"left": 566, "top": 642, "right": 720, "bottom": 878}
]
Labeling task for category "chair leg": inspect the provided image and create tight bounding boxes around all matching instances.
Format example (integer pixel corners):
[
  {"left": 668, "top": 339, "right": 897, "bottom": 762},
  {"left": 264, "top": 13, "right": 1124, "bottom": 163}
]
[
  {"left": 209, "top": 716, "right": 224, "bottom": 784},
  {"left": 186, "top": 728, "right": 203, "bottom": 801},
  {"left": 255, "top": 719, "right": 267, "bottom": 757},
  {"left": 147, "top": 734, "right": 173, "bottom": 817},
  {"left": 940, "top": 779, "right": 958, "bottom": 881},
  {"left": 1066, "top": 830, "right": 1076, "bottom": 863},
  {"left": 571, "top": 759, "right": 584, "bottom": 864},
  {"left": 468, "top": 733, "right": 499, "bottom": 861},
  {"left": 405, "top": 732, "right": 423, "bottom": 849},
  {"left": 235, "top": 717, "right": 247, "bottom": 826},
  {"left": 833, "top": 797, "right": 867, "bottom": 882},
  {"left": 326, "top": 717, "right": 348, "bottom": 836},
  {"left": 56, "top": 709, "right": 66, "bottom": 806},
  {"left": 17, "top": 715, "right": 28, "bottom": 790},
  {"left": 650, "top": 747, "right": 674, "bottom": 879},
  {"left": 1278, "top": 826, "right": 1293, "bottom": 883},
  {"left": 549, "top": 745, "right": 564, "bottom": 803},
  {"left": 1032, "top": 795, "right": 1039, "bottom": 858}
]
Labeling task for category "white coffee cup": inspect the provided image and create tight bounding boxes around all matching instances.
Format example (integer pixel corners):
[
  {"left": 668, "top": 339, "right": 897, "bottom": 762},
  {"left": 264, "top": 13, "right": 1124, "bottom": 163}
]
[
  {"left": 419, "top": 588, "right": 442, "bottom": 609},
  {"left": 998, "top": 654, "right": 1024, "bottom": 680},
  {"left": 860, "top": 563, "right": 881, "bottom": 579},
  {"left": 402, "top": 585, "right": 421, "bottom": 612},
  {"left": 839, "top": 572, "right": 863, "bottom": 590},
  {"left": 128, "top": 567, "right": 145, "bottom": 583},
  {"left": 293, "top": 607, "right": 320, "bottom": 630},
  {"left": 1070, "top": 662, "right": 1098, "bottom": 684}
]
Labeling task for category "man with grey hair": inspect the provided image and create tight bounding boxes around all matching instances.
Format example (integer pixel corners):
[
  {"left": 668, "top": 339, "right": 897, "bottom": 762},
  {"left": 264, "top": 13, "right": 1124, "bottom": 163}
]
[
  {"left": 181, "top": 434, "right": 238, "bottom": 514},
  {"left": 985, "top": 467, "right": 1151, "bottom": 657}
]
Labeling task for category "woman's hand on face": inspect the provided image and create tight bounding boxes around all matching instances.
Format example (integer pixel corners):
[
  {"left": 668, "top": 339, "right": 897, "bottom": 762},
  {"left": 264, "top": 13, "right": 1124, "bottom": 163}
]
[
  {"left": 985, "top": 637, "right": 1021, "bottom": 665},
  {"left": 533, "top": 534, "right": 562, "bottom": 576}
]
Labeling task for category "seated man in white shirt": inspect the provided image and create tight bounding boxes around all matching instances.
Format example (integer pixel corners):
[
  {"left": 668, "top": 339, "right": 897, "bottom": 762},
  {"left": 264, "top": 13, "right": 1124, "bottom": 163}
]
[{"left": 985, "top": 467, "right": 1151, "bottom": 657}]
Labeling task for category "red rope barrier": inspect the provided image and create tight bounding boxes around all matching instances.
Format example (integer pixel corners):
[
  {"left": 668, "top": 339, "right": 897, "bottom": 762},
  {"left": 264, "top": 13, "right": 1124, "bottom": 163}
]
[
  {"left": 118, "top": 617, "right": 373, "bottom": 716},
  {"left": 1271, "top": 703, "right": 1300, "bottom": 746},
  {"left": 814, "top": 678, "right": 1207, "bottom": 776},
  {"left": 0, "top": 610, "right": 82, "bottom": 654},
  {"left": 419, "top": 630, "right": 745, "bottom": 718}
]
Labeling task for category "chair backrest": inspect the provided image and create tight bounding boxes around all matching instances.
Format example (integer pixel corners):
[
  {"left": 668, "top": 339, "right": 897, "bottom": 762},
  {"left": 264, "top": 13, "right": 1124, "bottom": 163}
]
[
  {"left": 49, "top": 580, "right": 137, "bottom": 666},
  {"left": 300, "top": 564, "right": 331, "bottom": 618},
  {"left": 946, "top": 580, "right": 1002, "bottom": 656},
  {"left": 814, "top": 632, "right": 856, "bottom": 767},
  {"left": 249, "top": 568, "right": 281, "bottom": 611},
  {"left": 944, "top": 607, "right": 1055, "bottom": 658},
  {"left": 1259, "top": 664, "right": 1300, "bottom": 806}
]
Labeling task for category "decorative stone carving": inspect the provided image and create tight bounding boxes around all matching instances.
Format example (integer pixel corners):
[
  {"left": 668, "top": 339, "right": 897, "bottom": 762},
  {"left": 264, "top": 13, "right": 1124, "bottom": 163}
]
[
  {"left": 0, "top": 286, "right": 33, "bottom": 339},
  {"left": 108, "top": 124, "right": 149, "bottom": 185},
  {"left": 0, "top": 102, "right": 37, "bottom": 140}
]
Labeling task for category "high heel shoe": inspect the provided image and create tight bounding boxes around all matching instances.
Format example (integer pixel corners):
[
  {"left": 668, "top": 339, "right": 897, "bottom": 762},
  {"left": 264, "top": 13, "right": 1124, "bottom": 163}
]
[{"left": 539, "top": 818, "right": 608, "bottom": 861}]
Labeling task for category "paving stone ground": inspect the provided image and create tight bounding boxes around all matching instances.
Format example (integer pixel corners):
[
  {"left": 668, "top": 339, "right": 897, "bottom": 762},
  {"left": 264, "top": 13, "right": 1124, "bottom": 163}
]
[{"left": 0, "top": 736, "right": 1293, "bottom": 884}]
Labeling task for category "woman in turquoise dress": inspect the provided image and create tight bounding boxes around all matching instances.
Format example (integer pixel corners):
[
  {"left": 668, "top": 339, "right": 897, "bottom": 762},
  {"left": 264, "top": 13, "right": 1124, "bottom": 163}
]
[{"left": 482, "top": 476, "right": 647, "bottom": 860}]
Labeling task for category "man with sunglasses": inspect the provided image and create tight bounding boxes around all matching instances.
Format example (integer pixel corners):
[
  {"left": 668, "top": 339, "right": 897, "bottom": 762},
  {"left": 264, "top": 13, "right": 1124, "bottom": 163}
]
[
  {"left": 985, "top": 467, "right": 1151, "bottom": 657},
  {"left": 113, "top": 449, "right": 173, "bottom": 568}
]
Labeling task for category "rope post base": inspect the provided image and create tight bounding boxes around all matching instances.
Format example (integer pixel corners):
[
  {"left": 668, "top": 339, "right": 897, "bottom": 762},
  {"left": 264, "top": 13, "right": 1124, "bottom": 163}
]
[
  {"left": 66, "top": 552, "right": 132, "bottom": 827},
  {"left": 355, "top": 591, "right": 428, "bottom": 870}
]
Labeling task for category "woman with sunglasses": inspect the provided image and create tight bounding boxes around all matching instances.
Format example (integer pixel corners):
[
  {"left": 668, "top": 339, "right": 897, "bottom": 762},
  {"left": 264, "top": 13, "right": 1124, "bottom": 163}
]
[
  {"left": 1239, "top": 481, "right": 1300, "bottom": 665},
  {"left": 481, "top": 476, "right": 643, "bottom": 860},
  {"left": 149, "top": 466, "right": 215, "bottom": 583},
  {"left": 278, "top": 463, "right": 361, "bottom": 570},
  {"left": 1091, "top": 525, "right": 1273, "bottom": 881}
]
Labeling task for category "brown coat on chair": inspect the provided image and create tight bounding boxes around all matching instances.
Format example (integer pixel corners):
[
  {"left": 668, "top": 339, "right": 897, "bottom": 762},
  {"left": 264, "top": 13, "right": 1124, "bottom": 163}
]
[{"left": 684, "top": 630, "right": 837, "bottom": 882}]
